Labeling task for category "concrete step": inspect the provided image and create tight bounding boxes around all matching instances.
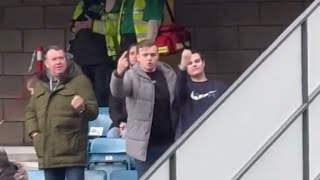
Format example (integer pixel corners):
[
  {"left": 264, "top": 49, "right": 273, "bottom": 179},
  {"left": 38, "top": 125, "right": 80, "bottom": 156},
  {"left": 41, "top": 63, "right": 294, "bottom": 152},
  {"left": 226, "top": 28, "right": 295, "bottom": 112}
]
[
  {"left": 20, "top": 162, "right": 39, "bottom": 170},
  {"left": 8, "top": 153, "right": 38, "bottom": 162},
  {"left": 2, "top": 146, "right": 35, "bottom": 154},
  {"left": 2, "top": 146, "right": 37, "bottom": 161}
]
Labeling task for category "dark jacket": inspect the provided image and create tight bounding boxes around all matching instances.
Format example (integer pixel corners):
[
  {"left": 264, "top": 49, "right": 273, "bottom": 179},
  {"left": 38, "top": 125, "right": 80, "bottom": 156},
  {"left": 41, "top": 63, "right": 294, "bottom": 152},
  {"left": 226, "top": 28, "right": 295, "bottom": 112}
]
[
  {"left": 69, "top": 29, "right": 110, "bottom": 66},
  {"left": 175, "top": 69, "right": 227, "bottom": 139},
  {"left": 108, "top": 95, "right": 127, "bottom": 129},
  {"left": 25, "top": 61, "right": 98, "bottom": 168},
  {"left": 69, "top": 0, "right": 111, "bottom": 66}
]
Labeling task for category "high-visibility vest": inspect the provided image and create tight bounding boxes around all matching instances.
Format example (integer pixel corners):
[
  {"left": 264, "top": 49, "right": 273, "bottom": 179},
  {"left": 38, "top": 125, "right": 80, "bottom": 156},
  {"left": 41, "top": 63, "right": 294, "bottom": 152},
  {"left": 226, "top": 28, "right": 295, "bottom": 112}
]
[
  {"left": 72, "top": 1, "right": 119, "bottom": 59},
  {"left": 118, "top": 0, "right": 148, "bottom": 43}
]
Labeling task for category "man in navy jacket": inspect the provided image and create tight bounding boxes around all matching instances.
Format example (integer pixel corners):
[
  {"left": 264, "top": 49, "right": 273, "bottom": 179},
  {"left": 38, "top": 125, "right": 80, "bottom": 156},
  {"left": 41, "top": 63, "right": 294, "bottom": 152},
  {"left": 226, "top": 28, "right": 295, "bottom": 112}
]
[{"left": 175, "top": 49, "right": 227, "bottom": 139}]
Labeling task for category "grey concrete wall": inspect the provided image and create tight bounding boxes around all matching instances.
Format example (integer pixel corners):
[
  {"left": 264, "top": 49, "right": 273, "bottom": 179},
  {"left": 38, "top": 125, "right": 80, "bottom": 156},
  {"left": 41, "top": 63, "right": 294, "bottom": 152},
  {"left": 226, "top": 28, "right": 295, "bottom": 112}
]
[
  {"left": 174, "top": 0, "right": 312, "bottom": 85},
  {"left": 0, "top": 0, "right": 77, "bottom": 145}
]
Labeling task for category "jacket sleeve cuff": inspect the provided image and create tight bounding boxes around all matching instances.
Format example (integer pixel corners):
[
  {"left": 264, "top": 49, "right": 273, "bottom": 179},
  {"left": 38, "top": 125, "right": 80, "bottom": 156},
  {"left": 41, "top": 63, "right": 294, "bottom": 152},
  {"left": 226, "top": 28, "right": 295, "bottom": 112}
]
[
  {"left": 75, "top": 104, "right": 86, "bottom": 114},
  {"left": 114, "top": 70, "right": 124, "bottom": 78},
  {"left": 92, "top": 20, "right": 105, "bottom": 35},
  {"left": 29, "top": 130, "right": 39, "bottom": 139}
]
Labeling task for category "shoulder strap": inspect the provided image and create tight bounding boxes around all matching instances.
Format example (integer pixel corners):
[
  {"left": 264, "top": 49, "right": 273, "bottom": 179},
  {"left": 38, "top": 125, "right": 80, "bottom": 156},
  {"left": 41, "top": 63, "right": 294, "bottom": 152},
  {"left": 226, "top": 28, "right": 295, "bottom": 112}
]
[{"left": 165, "top": 0, "right": 176, "bottom": 23}]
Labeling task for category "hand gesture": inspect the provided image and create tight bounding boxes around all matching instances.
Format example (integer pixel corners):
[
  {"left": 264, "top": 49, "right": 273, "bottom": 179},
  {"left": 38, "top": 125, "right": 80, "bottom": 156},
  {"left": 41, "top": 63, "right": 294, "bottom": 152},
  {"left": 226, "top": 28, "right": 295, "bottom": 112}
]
[
  {"left": 73, "top": 15, "right": 93, "bottom": 32},
  {"left": 179, "top": 49, "right": 192, "bottom": 71},
  {"left": 116, "top": 51, "right": 129, "bottom": 76},
  {"left": 71, "top": 95, "right": 85, "bottom": 111},
  {"left": 82, "top": 15, "right": 93, "bottom": 29},
  {"left": 72, "top": 25, "right": 81, "bottom": 34},
  {"left": 119, "top": 122, "right": 127, "bottom": 136}
]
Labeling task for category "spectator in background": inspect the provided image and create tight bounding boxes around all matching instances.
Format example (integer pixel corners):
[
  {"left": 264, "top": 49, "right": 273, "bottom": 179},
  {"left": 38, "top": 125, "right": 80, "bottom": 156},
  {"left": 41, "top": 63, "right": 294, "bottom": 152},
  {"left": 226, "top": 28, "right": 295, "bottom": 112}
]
[
  {"left": 117, "top": 0, "right": 164, "bottom": 55},
  {"left": 110, "top": 40, "right": 177, "bottom": 178},
  {"left": 69, "top": 0, "right": 120, "bottom": 107},
  {"left": 0, "top": 148, "right": 27, "bottom": 180},
  {"left": 25, "top": 45, "right": 98, "bottom": 180},
  {"left": 108, "top": 44, "right": 137, "bottom": 138},
  {"left": 175, "top": 49, "right": 227, "bottom": 139}
]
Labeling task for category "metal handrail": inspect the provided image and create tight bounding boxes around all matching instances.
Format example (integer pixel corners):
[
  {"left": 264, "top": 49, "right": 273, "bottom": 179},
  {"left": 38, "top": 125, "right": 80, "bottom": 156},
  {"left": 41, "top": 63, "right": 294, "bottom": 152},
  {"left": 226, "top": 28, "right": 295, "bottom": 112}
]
[
  {"left": 314, "top": 171, "right": 320, "bottom": 180},
  {"left": 141, "top": 0, "right": 320, "bottom": 179},
  {"left": 231, "top": 80, "right": 320, "bottom": 180}
]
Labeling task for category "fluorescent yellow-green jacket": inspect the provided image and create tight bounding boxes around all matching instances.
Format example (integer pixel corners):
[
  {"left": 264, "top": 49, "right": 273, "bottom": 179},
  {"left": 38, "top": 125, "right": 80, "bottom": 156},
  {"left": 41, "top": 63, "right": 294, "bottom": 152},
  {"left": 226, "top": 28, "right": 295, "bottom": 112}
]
[
  {"left": 118, "top": 0, "right": 148, "bottom": 43},
  {"left": 72, "top": 1, "right": 119, "bottom": 58}
]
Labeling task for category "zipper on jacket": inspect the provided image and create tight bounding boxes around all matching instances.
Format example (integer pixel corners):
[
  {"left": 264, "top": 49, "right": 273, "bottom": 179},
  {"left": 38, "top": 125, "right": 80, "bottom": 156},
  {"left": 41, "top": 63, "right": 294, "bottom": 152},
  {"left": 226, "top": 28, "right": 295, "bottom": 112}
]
[
  {"left": 145, "top": 82, "right": 155, "bottom": 151},
  {"left": 43, "top": 92, "right": 52, "bottom": 167}
]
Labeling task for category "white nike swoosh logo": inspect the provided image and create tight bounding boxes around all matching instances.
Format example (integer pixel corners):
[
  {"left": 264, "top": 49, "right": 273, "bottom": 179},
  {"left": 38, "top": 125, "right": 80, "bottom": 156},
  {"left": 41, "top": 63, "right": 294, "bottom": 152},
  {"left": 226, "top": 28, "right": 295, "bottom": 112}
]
[{"left": 190, "top": 91, "right": 217, "bottom": 101}]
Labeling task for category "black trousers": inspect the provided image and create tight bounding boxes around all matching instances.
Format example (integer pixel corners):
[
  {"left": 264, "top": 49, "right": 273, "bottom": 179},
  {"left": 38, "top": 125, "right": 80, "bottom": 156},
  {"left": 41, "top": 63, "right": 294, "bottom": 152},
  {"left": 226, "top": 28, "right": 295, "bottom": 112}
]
[
  {"left": 44, "top": 167, "right": 84, "bottom": 180},
  {"left": 81, "top": 62, "right": 113, "bottom": 107}
]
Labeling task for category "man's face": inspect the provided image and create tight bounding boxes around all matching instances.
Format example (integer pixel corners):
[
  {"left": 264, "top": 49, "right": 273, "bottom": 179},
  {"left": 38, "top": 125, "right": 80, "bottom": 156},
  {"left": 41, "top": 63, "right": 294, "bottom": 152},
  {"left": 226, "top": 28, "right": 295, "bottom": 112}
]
[
  {"left": 44, "top": 49, "right": 67, "bottom": 77},
  {"left": 137, "top": 45, "right": 159, "bottom": 72},
  {"left": 187, "top": 53, "right": 205, "bottom": 77},
  {"left": 128, "top": 45, "right": 137, "bottom": 65}
]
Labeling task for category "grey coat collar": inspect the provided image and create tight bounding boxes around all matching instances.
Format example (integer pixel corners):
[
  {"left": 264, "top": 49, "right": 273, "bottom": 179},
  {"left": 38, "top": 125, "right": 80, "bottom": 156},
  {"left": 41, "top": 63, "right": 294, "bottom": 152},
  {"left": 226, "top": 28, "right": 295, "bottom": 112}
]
[
  {"left": 131, "top": 61, "right": 176, "bottom": 104},
  {"left": 132, "top": 62, "right": 175, "bottom": 80}
]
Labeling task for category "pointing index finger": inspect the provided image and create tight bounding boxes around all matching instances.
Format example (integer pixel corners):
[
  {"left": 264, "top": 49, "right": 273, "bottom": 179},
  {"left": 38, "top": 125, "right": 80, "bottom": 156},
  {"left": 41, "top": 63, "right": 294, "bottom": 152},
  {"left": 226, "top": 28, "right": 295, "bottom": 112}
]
[{"left": 120, "top": 51, "right": 128, "bottom": 60}]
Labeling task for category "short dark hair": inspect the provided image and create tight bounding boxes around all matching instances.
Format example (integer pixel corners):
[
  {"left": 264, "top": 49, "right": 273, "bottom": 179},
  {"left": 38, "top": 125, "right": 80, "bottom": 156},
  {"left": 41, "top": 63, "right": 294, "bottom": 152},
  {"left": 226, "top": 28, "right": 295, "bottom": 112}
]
[
  {"left": 44, "top": 45, "right": 65, "bottom": 59},
  {"left": 189, "top": 49, "right": 203, "bottom": 61},
  {"left": 128, "top": 43, "right": 137, "bottom": 52},
  {"left": 136, "top": 39, "right": 157, "bottom": 54}
]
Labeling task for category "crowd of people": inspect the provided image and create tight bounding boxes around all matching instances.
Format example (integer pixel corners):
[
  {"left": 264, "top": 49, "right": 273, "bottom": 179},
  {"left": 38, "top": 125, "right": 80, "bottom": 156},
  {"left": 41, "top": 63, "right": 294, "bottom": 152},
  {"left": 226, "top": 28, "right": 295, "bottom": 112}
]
[{"left": 19, "top": 0, "right": 228, "bottom": 180}]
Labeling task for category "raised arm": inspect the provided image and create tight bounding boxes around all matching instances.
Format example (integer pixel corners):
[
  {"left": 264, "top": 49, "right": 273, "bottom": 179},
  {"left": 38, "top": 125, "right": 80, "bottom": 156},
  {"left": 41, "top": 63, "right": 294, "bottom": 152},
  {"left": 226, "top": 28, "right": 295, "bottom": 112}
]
[
  {"left": 175, "top": 49, "right": 192, "bottom": 103},
  {"left": 110, "top": 51, "right": 133, "bottom": 97}
]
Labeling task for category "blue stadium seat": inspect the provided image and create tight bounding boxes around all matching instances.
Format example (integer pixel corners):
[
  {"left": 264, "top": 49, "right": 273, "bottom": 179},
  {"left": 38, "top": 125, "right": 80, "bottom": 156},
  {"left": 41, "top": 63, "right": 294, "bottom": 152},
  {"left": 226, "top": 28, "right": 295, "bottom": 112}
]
[
  {"left": 28, "top": 170, "right": 44, "bottom": 180},
  {"left": 98, "top": 107, "right": 109, "bottom": 114},
  {"left": 88, "top": 107, "right": 112, "bottom": 138},
  {"left": 27, "top": 170, "right": 107, "bottom": 180},
  {"left": 88, "top": 138, "right": 132, "bottom": 179},
  {"left": 85, "top": 170, "right": 108, "bottom": 180},
  {"left": 109, "top": 170, "right": 138, "bottom": 180}
]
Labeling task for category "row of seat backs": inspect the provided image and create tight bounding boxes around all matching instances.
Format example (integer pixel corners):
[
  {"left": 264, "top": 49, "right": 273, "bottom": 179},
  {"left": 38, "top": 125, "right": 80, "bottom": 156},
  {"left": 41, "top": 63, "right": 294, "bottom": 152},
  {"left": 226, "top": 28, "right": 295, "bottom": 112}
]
[
  {"left": 88, "top": 107, "right": 112, "bottom": 138},
  {"left": 87, "top": 138, "right": 135, "bottom": 179},
  {"left": 87, "top": 108, "right": 130, "bottom": 170},
  {"left": 87, "top": 108, "right": 137, "bottom": 180},
  {"left": 28, "top": 169, "right": 137, "bottom": 180}
]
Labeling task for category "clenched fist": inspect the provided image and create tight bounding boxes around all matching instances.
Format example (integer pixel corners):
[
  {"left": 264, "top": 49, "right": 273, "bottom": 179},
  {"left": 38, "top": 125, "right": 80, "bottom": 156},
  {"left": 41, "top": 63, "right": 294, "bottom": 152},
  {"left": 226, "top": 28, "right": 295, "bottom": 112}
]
[
  {"left": 116, "top": 51, "right": 129, "bottom": 76},
  {"left": 71, "top": 95, "right": 85, "bottom": 111},
  {"left": 179, "top": 49, "right": 192, "bottom": 71}
]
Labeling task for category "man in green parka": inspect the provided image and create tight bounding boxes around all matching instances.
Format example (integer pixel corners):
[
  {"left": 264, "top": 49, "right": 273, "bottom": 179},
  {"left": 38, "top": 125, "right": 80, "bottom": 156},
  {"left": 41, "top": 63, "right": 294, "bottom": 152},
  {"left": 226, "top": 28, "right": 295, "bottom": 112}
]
[{"left": 25, "top": 45, "right": 98, "bottom": 180}]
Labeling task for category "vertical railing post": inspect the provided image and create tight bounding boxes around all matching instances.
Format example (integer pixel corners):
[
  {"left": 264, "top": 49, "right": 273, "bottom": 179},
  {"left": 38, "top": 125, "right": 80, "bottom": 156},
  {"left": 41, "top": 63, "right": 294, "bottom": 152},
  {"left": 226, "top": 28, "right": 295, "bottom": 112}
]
[
  {"left": 301, "top": 20, "right": 310, "bottom": 180},
  {"left": 169, "top": 153, "right": 177, "bottom": 180}
]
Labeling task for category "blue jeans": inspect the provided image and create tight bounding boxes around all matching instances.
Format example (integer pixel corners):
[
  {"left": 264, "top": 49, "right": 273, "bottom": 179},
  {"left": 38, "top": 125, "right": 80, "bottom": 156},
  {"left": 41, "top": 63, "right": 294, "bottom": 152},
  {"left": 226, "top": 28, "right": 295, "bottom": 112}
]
[
  {"left": 44, "top": 167, "right": 84, "bottom": 180},
  {"left": 133, "top": 142, "right": 172, "bottom": 178}
]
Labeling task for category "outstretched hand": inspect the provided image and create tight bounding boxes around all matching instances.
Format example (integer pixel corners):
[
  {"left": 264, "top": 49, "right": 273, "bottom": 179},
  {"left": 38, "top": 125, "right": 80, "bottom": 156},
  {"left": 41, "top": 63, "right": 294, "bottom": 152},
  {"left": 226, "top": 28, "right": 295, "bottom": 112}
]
[
  {"left": 179, "top": 49, "right": 192, "bottom": 71},
  {"left": 116, "top": 51, "right": 129, "bottom": 76}
]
